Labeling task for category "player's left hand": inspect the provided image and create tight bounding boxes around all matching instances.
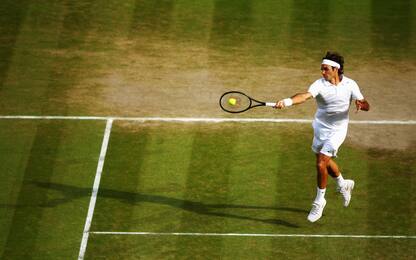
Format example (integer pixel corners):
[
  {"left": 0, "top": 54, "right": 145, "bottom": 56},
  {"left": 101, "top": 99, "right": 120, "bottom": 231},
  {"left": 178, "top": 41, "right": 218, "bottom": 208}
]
[{"left": 355, "top": 99, "right": 370, "bottom": 112}]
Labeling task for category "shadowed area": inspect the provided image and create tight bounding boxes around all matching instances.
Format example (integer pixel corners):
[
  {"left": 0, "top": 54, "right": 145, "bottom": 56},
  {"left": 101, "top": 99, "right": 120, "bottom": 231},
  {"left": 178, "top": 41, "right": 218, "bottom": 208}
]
[
  {"left": 209, "top": 0, "right": 253, "bottom": 50},
  {"left": 0, "top": 120, "right": 104, "bottom": 259},
  {"left": 0, "top": 0, "right": 29, "bottom": 89},
  {"left": 29, "top": 181, "right": 303, "bottom": 228},
  {"left": 371, "top": 0, "right": 413, "bottom": 58},
  {"left": 289, "top": 0, "right": 330, "bottom": 56},
  {"left": 130, "top": 0, "right": 174, "bottom": 37},
  {"left": 1, "top": 122, "right": 63, "bottom": 259},
  {"left": 92, "top": 128, "right": 150, "bottom": 248}
]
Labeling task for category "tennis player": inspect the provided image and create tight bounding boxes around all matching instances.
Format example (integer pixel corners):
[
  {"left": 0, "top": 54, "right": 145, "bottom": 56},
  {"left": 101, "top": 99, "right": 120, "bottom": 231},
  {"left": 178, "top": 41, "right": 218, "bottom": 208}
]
[{"left": 275, "top": 51, "right": 370, "bottom": 222}]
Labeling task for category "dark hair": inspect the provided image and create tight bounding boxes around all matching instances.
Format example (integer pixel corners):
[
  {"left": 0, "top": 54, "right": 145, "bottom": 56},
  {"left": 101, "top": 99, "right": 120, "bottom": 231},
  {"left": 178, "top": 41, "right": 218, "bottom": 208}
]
[{"left": 323, "top": 51, "right": 344, "bottom": 75}]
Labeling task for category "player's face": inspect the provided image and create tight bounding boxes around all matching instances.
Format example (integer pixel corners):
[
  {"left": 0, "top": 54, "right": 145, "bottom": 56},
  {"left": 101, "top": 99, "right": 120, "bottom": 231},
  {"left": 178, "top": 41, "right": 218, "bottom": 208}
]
[{"left": 321, "top": 64, "right": 337, "bottom": 82}]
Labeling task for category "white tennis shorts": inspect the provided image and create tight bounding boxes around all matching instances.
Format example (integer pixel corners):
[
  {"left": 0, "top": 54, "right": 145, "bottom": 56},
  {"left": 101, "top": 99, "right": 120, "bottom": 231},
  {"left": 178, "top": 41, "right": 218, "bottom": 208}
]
[{"left": 311, "top": 120, "right": 348, "bottom": 157}]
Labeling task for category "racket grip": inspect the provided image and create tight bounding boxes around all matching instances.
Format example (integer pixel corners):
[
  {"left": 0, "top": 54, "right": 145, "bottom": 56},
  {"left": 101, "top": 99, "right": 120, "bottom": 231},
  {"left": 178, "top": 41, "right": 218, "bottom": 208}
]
[{"left": 265, "top": 102, "right": 277, "bottom": 107}]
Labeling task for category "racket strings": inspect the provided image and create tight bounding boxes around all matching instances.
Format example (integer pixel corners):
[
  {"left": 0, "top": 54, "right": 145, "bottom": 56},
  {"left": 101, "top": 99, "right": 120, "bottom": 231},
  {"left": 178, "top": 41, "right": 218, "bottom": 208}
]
[{"left": 220, "top": 92, "right": 251, "bottom": 113}]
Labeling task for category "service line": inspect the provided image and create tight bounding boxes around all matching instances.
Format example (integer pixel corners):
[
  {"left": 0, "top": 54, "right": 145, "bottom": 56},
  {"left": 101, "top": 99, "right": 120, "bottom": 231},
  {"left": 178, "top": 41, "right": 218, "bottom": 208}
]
[
  {"left": 90, "top": 231, "right": 416, "bottom": 239},
  {"left": 0, "top": 115, "right": 415, "bottom": 125}
]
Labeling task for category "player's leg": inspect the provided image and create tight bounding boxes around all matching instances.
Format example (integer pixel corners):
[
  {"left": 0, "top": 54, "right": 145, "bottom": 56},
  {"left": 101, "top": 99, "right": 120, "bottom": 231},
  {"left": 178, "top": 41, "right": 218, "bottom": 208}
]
[
  {"left": 316, "top": 153, "right": 331, "bottom": 188},
  {"left": 307, "top": 152, "right": 330, "bottom": 222},
  {"left": 327, "top": 158, "right": 348, "bottom": 188},
  {"left": 324, "top": 133, "right": 354, "bottom": 207},
  {"left": 327, "top": 158, "right": 346, "bottom": 187},
  {"left": 327, "top": 159, "right": 340, "bottom": 177},
  {"left": 308, "top": 125, "right": 331, "bottom": 222}
]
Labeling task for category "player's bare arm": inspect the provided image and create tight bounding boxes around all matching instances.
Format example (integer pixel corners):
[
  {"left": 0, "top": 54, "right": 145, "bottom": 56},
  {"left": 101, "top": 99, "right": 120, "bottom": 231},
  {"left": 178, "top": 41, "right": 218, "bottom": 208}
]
[
  {"left": 355, "top": 99, "right": 370, "bottom": 112},
  {"left": 275, "top": 92, "right": 313, "bottom": 109}
]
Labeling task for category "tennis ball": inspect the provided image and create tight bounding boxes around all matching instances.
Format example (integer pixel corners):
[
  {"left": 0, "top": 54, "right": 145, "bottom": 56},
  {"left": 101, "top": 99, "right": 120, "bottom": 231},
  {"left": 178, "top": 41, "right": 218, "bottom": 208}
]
[{"left": 228, "top": 98, "right": 237, "bottom": 106}]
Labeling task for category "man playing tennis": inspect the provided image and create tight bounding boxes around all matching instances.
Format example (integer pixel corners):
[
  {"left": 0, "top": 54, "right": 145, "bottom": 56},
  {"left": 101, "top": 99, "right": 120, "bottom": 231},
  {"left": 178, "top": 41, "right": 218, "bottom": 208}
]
[{"left": 275, "top": 51, "right": 370, "bottom": 222}]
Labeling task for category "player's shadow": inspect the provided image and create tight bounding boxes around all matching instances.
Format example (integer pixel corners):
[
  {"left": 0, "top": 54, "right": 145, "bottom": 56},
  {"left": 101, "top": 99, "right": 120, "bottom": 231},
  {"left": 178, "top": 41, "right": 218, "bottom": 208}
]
[{"left": 26, "top": 182, "right": 305, "bottom": 228}]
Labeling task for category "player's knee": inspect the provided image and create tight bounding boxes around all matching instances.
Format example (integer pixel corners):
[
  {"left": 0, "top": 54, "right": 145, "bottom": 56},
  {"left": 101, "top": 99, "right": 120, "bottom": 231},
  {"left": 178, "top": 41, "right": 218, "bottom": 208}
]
[{"left": 316, "top": 159, "right": 328, "bottom": 170}]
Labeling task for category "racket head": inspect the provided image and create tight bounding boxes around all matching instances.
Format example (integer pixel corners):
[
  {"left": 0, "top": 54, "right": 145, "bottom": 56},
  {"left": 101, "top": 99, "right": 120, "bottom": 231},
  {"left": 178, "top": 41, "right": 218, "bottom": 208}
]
[{"left": 219, "top": 91, "right": 252, "bottom": 113}]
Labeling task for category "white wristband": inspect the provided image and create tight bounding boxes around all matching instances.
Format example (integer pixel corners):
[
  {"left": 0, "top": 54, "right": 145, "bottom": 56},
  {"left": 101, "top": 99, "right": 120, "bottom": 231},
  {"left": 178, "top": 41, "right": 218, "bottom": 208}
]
[{"left": 283, "top": 98, "right": 293, "bottom": 107}]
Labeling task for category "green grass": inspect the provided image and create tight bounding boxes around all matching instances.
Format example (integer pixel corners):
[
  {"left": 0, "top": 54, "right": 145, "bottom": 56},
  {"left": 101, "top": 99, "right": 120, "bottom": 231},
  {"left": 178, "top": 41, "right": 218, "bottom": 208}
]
[
  {"left": 1, "top": 0, "right": 415, "bottom": 115},
  {"left": 85, "top": 235, "right": 416, "bottom": 259},
  {"left": 1, "top": 120, "right": 415, "bottom": 259},
  {"left": 0, "top": 120, "right": 105, "bottom": 259},
  {"left": 83, "top": 122, "right": 415, "bottom": 259},
  {"left": 1, "top": 0, "right": 415, "bottom": 258}
]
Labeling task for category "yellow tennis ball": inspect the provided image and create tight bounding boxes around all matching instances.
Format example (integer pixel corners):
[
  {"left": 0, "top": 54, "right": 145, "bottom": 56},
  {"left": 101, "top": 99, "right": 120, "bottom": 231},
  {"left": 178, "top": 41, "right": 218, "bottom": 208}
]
[{"left": 228, "top": 98, "right": 237, "bottom": 106}]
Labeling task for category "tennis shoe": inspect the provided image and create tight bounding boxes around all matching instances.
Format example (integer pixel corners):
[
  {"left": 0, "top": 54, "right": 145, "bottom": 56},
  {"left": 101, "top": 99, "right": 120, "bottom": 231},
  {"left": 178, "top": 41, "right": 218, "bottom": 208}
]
[
  {"left": 337, "top": 179, "right": 354, "bottom": 207},
  {"left": 307, "top": 199, "right": 326, "bottom": 223}
]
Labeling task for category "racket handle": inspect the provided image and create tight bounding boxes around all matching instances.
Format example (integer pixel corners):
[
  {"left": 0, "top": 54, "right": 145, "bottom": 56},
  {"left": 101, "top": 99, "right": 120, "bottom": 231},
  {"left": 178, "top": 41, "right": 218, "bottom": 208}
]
[{"left": 265, "top": 102, "right": 276, "bottom": 107}]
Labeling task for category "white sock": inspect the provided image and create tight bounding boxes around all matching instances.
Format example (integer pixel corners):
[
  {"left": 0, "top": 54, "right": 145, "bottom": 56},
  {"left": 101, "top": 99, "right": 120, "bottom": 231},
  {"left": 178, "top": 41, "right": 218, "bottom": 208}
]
[
  {"left": 315, "top": 187, "right": 326, "bottom": 202},
  {"left": 336, "top": 174, "right": 345, "bottom": 188}
]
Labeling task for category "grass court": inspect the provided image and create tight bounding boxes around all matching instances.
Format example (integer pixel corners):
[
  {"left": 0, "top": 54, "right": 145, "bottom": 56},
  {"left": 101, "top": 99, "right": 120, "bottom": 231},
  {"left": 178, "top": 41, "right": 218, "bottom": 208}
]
[{"left": 1, "top": 0, "right": 415, "bottom": 259}]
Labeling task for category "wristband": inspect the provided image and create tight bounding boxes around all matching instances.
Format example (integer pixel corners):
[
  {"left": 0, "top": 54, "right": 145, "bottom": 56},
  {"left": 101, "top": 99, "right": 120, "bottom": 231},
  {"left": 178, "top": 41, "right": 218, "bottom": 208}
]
[{"left": 283, "top": 98, "right": 293, "bottom": 107}]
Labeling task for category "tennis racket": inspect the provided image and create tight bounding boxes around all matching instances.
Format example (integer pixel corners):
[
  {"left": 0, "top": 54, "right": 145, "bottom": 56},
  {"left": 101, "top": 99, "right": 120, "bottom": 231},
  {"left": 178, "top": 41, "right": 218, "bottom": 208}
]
[{"left": 219, "top": 91, "right": 276, "bottom": 113}]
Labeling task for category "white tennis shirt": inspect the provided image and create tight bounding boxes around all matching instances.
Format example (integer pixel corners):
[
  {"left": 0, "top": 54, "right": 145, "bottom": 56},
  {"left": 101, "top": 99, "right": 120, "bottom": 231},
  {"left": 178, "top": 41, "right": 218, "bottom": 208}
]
[{"left": 308, "top": 76, "right": 364, "bottom": 130}]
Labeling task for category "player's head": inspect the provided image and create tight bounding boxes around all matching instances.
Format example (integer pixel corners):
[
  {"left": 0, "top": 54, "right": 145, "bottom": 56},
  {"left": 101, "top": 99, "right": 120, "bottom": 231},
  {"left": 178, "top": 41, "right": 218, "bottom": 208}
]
[{"left": 321, "top": 51, "right": 344, "bottom": 76}]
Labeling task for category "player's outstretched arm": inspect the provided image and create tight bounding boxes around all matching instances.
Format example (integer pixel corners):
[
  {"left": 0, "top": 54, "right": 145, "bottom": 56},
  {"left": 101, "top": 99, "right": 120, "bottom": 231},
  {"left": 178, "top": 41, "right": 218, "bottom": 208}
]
[
  {"left": 355, "top": 99, "right": 370, "bottom": 112},
  {"left": 275, "top": 92, "right": 313, "bottom": 109}
]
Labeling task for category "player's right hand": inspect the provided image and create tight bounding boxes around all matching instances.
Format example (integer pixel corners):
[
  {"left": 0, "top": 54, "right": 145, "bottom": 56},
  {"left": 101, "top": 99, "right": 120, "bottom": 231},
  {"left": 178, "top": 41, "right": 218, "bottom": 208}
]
[{"left": 274, "top": 100, "right": 285, "bottom": 109}]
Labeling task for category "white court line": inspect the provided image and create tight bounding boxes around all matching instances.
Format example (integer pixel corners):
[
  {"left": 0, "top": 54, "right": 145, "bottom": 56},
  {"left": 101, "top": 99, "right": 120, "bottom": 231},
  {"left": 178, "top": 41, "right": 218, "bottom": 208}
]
[
  {"left": 90, "top": 231, "right": 416, "bottom": 239},
  {"left": 78, "top": 119, "right": 113, "bottom": 260},
  {"left": 0, "top": 115, "right": 416, "bottom": 124}
]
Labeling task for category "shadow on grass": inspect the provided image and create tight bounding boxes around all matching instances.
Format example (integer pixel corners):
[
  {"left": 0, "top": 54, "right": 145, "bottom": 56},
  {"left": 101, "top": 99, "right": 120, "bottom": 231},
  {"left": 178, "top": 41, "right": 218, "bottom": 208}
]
[{"left": 13, "top": 182, "right": 306, "bottom": 228}]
